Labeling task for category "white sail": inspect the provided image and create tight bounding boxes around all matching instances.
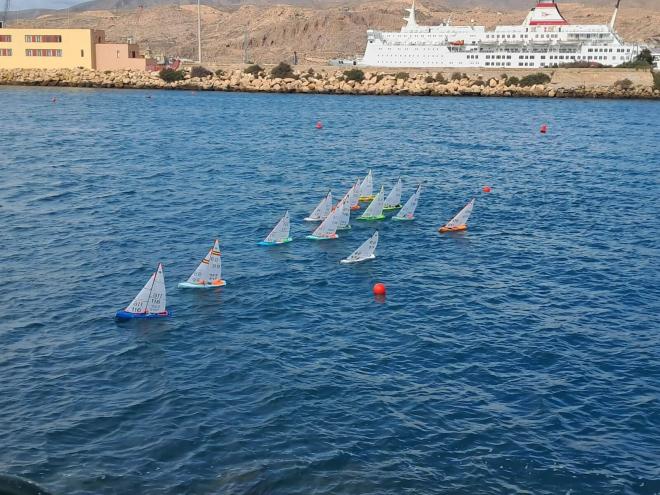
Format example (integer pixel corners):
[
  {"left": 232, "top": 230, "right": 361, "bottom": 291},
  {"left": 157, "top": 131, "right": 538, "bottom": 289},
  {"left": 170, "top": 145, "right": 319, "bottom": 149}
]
[
  {"left": 206, "top": 240, "right": 223, "bottom": 284},
  {"left": 305, "top": 191, "right": 332, "bottom": 221},
  {"left": 187, "top": 240, "right": 222, "bottom": 285},
  {"left": 384, "top": 178, "right": 402, "bottom": 208},
  {"left": 310, "top": 205, "right": 341, "bottom": 238},
  {"left": 341, "top": 231, "right": 379, "bottom": 264},
  {"left": 336, "top": 193, "right": 351, "bottom": 230},
  {"left": 264, "top": 211, "right": 290, "bottom": 243},
  {"left": 359, "top": 170, "right": 373, "bottom": 198},
  {"left": 349, "top": 178, "right": 361, "bottom": 209},
  {"left": 126, "top": 263, "right": 166, "bottom": 314},
  {"left": 395, "top": 184, "right": 421, "bottom": 220},
  {"left": 445, "top": 198, "right": 475, "bottom": 228},
  {"left": 359, "top": 185, "right": 385, "bottom": 218}
]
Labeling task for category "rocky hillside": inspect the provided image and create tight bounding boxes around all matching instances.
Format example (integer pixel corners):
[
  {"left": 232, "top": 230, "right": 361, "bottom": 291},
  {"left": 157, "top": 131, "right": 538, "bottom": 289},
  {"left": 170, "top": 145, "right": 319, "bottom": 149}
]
[{"left": 13, "top": 0, "right": 660, "bottom": 64}]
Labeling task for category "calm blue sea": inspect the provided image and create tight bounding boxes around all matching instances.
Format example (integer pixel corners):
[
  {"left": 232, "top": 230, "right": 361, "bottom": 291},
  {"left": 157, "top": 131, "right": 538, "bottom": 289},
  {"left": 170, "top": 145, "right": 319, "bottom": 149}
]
[{"left": 0, "top": 87, "right": 659, "bottom": 495}]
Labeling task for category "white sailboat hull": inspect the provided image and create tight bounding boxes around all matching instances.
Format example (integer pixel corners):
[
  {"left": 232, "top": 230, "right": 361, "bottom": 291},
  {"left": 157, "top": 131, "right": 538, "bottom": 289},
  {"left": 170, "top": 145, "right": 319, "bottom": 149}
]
[{"left": 340, "top": 254, "right": 376, "bottom": 264}]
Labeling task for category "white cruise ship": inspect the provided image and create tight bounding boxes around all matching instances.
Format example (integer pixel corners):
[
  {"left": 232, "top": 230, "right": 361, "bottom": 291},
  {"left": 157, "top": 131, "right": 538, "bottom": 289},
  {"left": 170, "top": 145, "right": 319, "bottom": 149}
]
[{"left": 359, "top": 0, "right": 643, "bottom": 68}]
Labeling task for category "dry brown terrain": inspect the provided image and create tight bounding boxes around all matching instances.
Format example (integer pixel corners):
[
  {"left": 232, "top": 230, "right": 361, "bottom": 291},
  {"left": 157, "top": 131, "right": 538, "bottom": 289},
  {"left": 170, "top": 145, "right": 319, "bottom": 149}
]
[{"left": 14, "top": 0, "right": 660, "bottom": 64}]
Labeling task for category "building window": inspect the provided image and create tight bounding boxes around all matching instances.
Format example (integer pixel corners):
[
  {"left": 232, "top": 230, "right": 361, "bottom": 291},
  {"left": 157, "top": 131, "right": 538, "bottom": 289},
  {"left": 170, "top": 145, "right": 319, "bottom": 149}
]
[
  {"left": 25, "top": 49, "right": 63, "bottom": 57},
  {"left": 0, "top": 35, "right": 11, "bottom": 42},
  {"left": 24, "top": 35, "right": 62, "bottom": 43},
  {"left": 0, "top": 48, "right": 12, "bottom": 56}
]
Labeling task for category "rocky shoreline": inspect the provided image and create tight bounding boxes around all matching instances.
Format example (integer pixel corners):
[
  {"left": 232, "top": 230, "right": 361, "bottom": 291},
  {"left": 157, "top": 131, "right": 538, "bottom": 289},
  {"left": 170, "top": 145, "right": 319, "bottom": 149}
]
[{"left": 1, "top": 67, "right": 658, "bottom": 99}]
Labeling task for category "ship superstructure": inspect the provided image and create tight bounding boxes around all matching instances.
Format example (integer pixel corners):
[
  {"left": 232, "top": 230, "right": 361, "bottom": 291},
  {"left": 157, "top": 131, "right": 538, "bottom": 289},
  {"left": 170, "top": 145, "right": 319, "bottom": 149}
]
[{"left": 360, "top": 0, "right": 643, "bottom": 68}]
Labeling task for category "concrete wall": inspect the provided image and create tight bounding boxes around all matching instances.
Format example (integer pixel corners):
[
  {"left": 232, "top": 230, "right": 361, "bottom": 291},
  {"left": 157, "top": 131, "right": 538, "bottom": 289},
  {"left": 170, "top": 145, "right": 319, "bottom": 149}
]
[
  {"left": 0, "top": 29, "right": 103, "bottom": 69},
  {"left": 95, "top": 43, "right": 146, "bottom": 71}
]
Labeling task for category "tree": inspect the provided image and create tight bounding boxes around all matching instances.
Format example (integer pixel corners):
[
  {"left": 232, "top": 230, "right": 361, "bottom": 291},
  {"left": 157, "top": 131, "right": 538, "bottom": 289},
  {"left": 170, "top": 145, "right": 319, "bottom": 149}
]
[
  {"left": 636, "top": 48, "right": 653, "bottom": 65},
  {"left": 271, "top": 62, "right": 294, "bottom": 79}
]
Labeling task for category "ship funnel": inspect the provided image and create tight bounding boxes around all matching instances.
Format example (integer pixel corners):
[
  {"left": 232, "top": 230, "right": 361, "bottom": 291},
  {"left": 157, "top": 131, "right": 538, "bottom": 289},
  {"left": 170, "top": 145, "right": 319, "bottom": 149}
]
[{"left": 609, "top": 0, "right": 621, "bottom": 29}]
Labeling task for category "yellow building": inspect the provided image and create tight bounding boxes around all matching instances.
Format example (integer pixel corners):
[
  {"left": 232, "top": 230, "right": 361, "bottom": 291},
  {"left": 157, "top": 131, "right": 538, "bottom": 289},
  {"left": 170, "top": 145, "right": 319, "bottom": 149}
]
[{"left": 0, "top": 28, "right": 148, "bottom": 71}]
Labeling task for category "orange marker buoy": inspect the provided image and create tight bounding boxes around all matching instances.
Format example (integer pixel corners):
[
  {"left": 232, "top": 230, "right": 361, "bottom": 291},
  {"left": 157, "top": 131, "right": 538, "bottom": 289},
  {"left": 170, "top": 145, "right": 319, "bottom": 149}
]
[
  {"left": 482, "top": 186, "right": 491, "bottom": 193},
  {"left": 540, "top": 124, "right": 548, "bottom": 134},
  {"left": 373, "top": 283, "right": 386, "bottom": 296},
  {"left": 315, "top": 121, "right": 323, "bottom": 129}
]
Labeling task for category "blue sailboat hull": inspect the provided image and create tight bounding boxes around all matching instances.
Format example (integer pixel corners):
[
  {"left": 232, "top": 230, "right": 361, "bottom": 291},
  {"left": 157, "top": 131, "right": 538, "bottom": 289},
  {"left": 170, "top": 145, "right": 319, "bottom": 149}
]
[
  {"left": 115, "top": 310, "right": 170, "bottom": 321},
  {"left": 257, "top": 238, "right": 293, "bottom": 246}
]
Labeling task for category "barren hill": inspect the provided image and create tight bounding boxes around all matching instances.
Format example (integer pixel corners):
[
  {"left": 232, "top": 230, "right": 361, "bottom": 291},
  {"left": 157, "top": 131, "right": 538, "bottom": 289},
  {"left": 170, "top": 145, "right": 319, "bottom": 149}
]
[{"left": 14, "top": 0, "right": 660, "bottom": 65}]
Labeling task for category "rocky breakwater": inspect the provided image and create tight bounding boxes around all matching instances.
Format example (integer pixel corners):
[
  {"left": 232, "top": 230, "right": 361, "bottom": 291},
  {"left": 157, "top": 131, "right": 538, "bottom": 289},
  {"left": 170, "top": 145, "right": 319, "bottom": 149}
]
[{"left": 1, "top": 67, "right": 658, "bottom": 99}]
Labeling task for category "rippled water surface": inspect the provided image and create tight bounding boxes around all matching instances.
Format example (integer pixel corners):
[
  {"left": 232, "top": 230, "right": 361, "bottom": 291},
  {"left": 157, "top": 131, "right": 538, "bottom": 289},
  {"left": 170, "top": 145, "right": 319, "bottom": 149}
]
[{"left": 1, "top": 87, "right": 659, "bottom": 494}]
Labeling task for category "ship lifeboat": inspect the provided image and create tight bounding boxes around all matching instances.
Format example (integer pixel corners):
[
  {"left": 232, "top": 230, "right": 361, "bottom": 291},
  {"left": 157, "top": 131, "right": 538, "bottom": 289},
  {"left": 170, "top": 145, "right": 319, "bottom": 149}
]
[{"left": 450, "top": 40, "right": 465, "bottom": 46}]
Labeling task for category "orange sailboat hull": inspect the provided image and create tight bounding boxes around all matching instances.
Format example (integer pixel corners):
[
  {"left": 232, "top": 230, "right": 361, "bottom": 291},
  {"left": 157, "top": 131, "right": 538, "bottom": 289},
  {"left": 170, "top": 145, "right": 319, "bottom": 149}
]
[{"left": 439, "top": 224, "right": 467, "bottom": 233}]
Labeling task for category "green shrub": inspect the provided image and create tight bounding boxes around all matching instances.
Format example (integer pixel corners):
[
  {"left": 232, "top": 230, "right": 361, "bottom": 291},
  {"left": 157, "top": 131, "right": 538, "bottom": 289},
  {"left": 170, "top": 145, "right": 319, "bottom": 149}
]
[
  {"left": 559, "top": 61, "right": 607, "bottom": 68},
  {"left": 617, "top": 51, "right": 652, "bottom": 69},
  {"left": 636, "top": 48, "right": 653, "bottom": 65},
  {"left": 307, "top": 67, "right": 315, "bottom": 76},
  {"left": 500, "top": 73, "right": 508, "bottom": 80},
  {"left": 653, "top": 71, "right": 660, "bottom": 91},
  {"left": 343, "top": 68, "right": 364, "bottom": 82},
  {"left": 159, "top": 68, "right": 185, "bottom": 82},
  {"left": 519, "top": 72, "right": 551, "bottom": 87},
  {"left": 244, "top": 64, "right": 263, "bottom": 75},
  {"left": 190, "top": 66, "right": 212, "bottom": 78},
  {"left": 614, "top": 78, "right": 633, "bottom": 89},
  {"left": 450, "top": 71, "right": 465, "bottom": 81},
  {"left": 617, "top": 60, "right": 651, "bottom": 69},
  {"left": 434, "top": 72, "right": 447, "bottom": 83},
  {"left": 271, "top": 61, "right": 294, "bottom": 79},
  {"left": 505, "top": 76, "right": 520, "bottom": 87},
  {"left": 215, "top": 69, "right": 225, "bottom": 77},
  {"left": 395, "top": 71, "right": 409, "bottom": 80}
]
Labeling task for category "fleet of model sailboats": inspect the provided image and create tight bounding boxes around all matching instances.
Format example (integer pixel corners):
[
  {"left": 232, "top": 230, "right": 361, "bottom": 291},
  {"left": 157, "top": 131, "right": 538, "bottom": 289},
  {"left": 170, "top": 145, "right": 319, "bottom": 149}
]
[{"left": 116, "top": 171, "right": 483, "bottom": 320}]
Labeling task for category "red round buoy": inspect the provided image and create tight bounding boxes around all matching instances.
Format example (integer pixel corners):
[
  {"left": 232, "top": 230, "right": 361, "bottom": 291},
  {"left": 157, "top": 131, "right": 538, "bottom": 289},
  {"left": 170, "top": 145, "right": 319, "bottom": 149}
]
[
  {"left": 540, "top": 124, "right": 548, "bottom": 134},
  {"left": 482, "top": 186, "right": 491, "bottom": 193},
  {"left": 315, "top": 121, "right": 323, "bottom": 129},
  {"left": 373, "top": 283, "right": 386, "bottom": 296}
]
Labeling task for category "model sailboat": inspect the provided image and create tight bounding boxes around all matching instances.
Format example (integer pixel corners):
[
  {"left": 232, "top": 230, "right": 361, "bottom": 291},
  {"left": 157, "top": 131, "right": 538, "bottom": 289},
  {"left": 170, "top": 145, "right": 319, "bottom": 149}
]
[
  {"left": 304, "top": 191, "right": 332, "bottom": 222},
  {"left": 439, "top": 198, "right": 475, "bottom": 233},
  {"left": 358, "top": 185, "right": 386, "bottom": 221},
  {"left": 336, "top": 193, "right": 352, "bottom": 230},
  {"left": 358, "top": 170, "right": 374, "bottom": 201},
  {"left": 115, "top": 263, "right": 169, "bottom": 320},
  {"left": 341, "top": 231, "right": 379, "bottom": 264},
  {"left": 393, "top": 184, "right": 421, "bottom": 221},
  {"left": 383, "top": 178, "right": 403, "bottom": 211},
  {"left": 258, "top": 211, "right": 292, "bottom": 246},
  {"left": 349, "top": 178, "right": 361, "bottom": 210},
  {"left": 307, "top": 205, "right": 341, "bottom": 240},
  {"left": 178, "top": 239, "right": 226, "bottom": 288}
]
